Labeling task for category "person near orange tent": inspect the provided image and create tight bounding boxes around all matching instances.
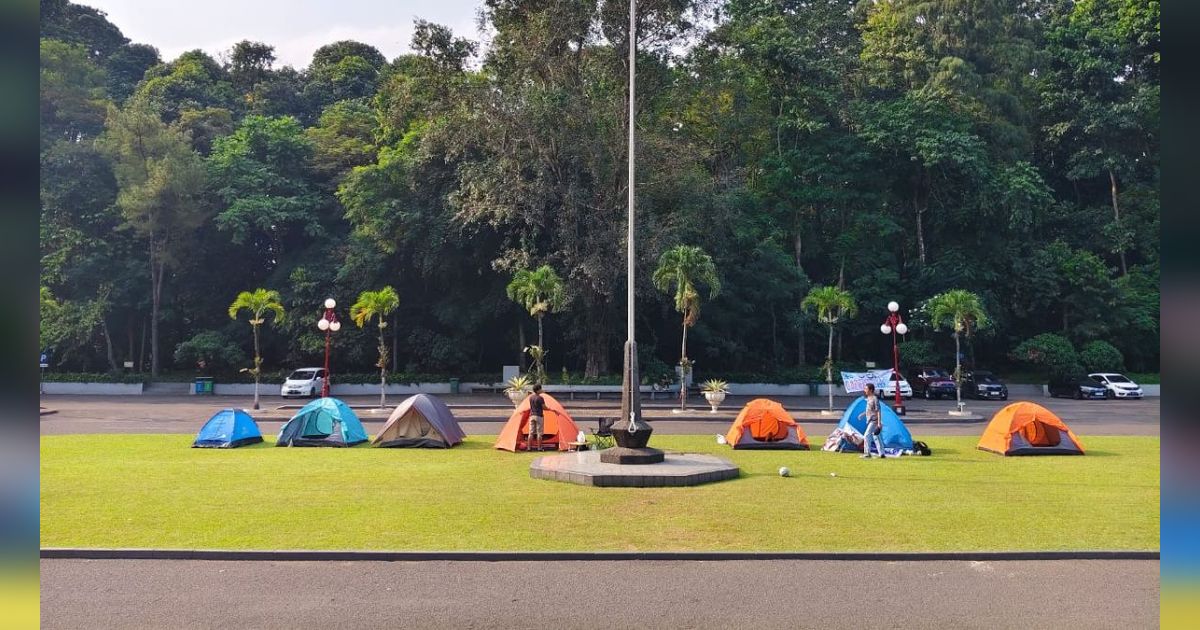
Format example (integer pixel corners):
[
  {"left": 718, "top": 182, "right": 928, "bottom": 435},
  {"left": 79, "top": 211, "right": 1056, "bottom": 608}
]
[
  {"left": 860, "top": 383, "right": 886, "bottom": 459},
  {"left": 527, "top": 383, "right": 545, "bottom": 451}
]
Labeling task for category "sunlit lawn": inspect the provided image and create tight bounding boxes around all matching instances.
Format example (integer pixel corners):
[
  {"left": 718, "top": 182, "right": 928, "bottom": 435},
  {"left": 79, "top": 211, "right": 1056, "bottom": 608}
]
[{"left": 41, "top": 434, "right": 1158, "bottom": 552}]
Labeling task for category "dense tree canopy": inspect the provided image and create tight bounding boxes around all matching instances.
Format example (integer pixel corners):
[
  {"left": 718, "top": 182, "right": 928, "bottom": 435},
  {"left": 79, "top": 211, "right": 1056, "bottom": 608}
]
[{"left": 39, "top": 0, "right": 1159, "bottom": 382}]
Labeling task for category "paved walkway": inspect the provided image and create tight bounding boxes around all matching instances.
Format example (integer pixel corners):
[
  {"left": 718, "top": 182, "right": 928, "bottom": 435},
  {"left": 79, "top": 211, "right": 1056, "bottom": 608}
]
[
  {"left": 39, "top": 394, "right": 1160, "bottom": 436},
  {"left": 41, "top": 558, "right": 1159, "bottom": 629}
]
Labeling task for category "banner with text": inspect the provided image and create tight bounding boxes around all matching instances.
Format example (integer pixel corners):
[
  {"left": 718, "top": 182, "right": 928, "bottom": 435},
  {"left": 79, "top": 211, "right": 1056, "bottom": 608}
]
[{"left": 841, "top": 369, "right": 894, "bottom": 394}]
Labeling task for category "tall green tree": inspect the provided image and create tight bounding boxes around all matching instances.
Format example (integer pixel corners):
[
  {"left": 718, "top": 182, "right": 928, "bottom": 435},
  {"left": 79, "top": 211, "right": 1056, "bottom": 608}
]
[
  {"left": 801, "top": 285, "right": 857, "bottom": 413},
  {"left": 506, "top": 265, "right": 566, "bottom": 381},
  {"left": 350, "top": 286, "right": 400, "bottom": 408},
  {"left": 228, "top": 288, "right": 285, "bottom": 409},
  {"left": 98, "top": 101, "right": 208, "bottom": 377},
  {"left": 924, "top": 289, "right": 989, "bottom": 408},
  {"left": 653, "top": 245, "right": 721, "bottom": 409}
]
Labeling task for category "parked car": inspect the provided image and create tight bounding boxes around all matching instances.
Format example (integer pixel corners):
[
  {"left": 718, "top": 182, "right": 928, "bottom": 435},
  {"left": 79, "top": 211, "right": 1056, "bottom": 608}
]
[
  {"left": 912, "top": 366, "right": 958, "bottom": 400},
  {"left": 280, "top": 368, "right": 325, "bottom": 398},
  {"left": 1088, "top": 372, "right": 1144, "bottom": 399},
  {"left": 880, "top": 370, "right": 913, "bottom": 400},
  {"left": 962, "top": 370, "right": 1009, "bottom": 401},
  {"left": 1048, "top": 374, "right": 1108, "bottom": 399}
]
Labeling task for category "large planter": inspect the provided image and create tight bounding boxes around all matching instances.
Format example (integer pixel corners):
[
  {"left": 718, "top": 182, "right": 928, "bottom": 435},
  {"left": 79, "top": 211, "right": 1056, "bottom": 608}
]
[
  {"left": 506, "top": 389, "right": 527, "bottom": 407},
  {"left": 703, "top": 390, "right": 727, "bottom": 413}
]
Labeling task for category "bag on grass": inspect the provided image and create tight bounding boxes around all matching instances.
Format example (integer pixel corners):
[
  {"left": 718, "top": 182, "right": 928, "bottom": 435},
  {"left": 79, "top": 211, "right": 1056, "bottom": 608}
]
[{"left": 913, "top": 440, "right": 932, "bottom": 456}]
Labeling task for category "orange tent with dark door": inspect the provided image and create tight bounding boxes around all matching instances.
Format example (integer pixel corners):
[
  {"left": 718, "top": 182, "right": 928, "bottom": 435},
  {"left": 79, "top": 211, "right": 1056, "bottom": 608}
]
[
  {"left": 494, "top": 393, "right": 582, "bottom": 452},
  {"left": 724, "top": 398, "right": 809, "bottom": 449},
  {"left": 978, "top": 402, "right": 1085, "bottom": 456}
]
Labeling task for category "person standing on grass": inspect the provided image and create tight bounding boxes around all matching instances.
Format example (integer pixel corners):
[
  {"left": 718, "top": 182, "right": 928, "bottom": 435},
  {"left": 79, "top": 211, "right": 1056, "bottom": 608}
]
[
  {"left": 527, "top": 383, "right": 545, "bottom": 451},
  {"left": 860, "top": 383, "right": 886, "bottom": 459}
]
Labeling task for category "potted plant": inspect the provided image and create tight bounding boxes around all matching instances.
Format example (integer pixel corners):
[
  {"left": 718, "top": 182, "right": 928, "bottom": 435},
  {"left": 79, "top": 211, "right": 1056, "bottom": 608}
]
[
  {"left": 504, "top": 375, "right": 532, "bottom": 406},
  {"left": 701, "top": 379, "right": 729, "bottom": 413}
]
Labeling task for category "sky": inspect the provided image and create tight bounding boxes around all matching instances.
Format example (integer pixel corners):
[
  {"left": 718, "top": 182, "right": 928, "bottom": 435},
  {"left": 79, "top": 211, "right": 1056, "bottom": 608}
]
[{"left": 81, "top": 0, "right": 487, "bottom": 68}]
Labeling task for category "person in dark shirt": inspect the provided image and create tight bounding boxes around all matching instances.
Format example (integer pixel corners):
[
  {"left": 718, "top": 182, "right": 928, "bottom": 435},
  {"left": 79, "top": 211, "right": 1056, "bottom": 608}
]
[{"left": 527, "top": 383, "right": 545, "bottom": 451}]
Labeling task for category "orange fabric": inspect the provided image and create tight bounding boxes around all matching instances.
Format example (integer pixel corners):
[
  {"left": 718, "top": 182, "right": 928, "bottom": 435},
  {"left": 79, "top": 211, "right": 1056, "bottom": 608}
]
[
  {"left": 493, "top": 393, "right": 582, "bottom": 452},
  {"left": 977, "top": 402, "right": 1084, "bottom": 454},
  {"left": 724, "top": 399, "right": 809, "bottom": 446}
]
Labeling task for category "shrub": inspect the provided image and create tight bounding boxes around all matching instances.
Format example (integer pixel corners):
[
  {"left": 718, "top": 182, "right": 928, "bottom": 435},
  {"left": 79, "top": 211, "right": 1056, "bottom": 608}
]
[
  {"left": 1080, "top": 340, "right": 1125, "bottom": 373},
  {"left": 899, "top": 339, "right": 946, "bottom": 368},
  {"left": 1011, "top": 333, "right": 1081, "bottom": 377},
  {"left": 173, "top": 331, "right": 246, "bottom": 370}
]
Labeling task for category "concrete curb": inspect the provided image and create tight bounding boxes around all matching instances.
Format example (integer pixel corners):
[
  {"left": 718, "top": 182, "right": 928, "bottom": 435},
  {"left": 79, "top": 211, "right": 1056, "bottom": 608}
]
[{"left": 40, "top": 548, "right": 1159, "bottom": 562}]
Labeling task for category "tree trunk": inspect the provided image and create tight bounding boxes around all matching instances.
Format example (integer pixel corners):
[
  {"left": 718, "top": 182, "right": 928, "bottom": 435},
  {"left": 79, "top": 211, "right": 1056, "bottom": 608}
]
[
  {"left": 101, "top": 318, "right": 118, "bottom": 373},
  {"left": 537, "top": 315, "right": 544, "bottom": 352},
  {"left": 517, "top": 316, "right": 526, "bottom": 370},
  {"left": 826, "top": 324, "right": 835, "bottom": 413},
  {"left": 252, "top": 322, "right": 261, "bottom": 410},
  {"left": 149, "top": 242, "right": 165, "bottom": 379},
  {"left": 954, "top": 331, "right": 962, "bottom": 408},
  {"left": 583, "top": 306, "right": 609, "bottom": 378},
  {"left": 1108, "top": 168, "right": 1128, "bottom": 275},
  {"left": 392, "top": 313, "right": 398, "bottom": 373},
  {"left": 914, "top": 169, "right": 929, "bottom": 265},
  {"left": 138, "top": 316, "right": 146, "bottom": 373},
  {"left": 680, "top": 319, "right": 689, "bottom": 410},
  {"left": 379, "top": 322, "right": 387, "bottom": 409},
  {"left": 127, "top": 319, "right": 134, "bottom": 367},
  {"left": 793, "top": 228, "right": 806, "bottom": 366}
]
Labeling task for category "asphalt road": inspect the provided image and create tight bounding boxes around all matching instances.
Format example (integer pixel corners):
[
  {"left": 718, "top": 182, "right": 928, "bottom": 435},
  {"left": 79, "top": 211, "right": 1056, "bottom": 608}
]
[
  {"left": 40, "top": 558, "right": 1159, "bottom": 629},
  {"left": 39, "top": 393, "right": 1159, "bottom": 436}
]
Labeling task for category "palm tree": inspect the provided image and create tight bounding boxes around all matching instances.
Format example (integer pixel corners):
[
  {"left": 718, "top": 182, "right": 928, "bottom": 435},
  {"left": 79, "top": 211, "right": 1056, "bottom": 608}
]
[
  {"left": 925, "top": 290, "right": 989, "bottom": 409},
  {"left": 351, "top": 286, "right": 400, "bottom": 408},
  {"left": 228, "top": 288, "right": 285, "bottom": 410},
  {"left": 505, "top": 265, "right": 566, "bottom": 381},
  {"left": 801, "top": 286, "right": 857, "bottom": 413},
  {"left": 652, "top": 245, "right": 721, "bottom": 410}
]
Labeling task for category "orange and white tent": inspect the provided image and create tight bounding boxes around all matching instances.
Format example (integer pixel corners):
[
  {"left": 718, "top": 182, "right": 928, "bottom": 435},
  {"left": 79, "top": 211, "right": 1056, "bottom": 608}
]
[
  {"left": 494, "top": 393, "right": 581, "bottom": 452},
  {"left": 724, "top": 398, "right": 809, "bottom": 450},
  {"left": 977, "top": 401, "right": 1085, "bottom": 456}
]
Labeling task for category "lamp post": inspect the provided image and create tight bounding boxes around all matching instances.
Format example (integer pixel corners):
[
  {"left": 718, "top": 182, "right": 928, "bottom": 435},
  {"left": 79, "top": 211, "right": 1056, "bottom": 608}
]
[
  {"left": 880, "top": 301, "right": 909, "bottom": 415},
  {"left": 317, "top": 298, "right": 341, "bottom": 398}
]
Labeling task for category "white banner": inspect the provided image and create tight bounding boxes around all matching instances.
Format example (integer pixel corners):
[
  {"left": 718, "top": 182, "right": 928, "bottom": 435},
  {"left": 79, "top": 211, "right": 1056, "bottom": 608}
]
[{"left": 841, "top": 369, "right": 893, "bottom": 394}]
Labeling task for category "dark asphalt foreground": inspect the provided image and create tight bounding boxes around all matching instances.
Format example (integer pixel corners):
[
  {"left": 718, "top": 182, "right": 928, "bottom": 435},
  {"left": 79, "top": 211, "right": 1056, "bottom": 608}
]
[
  {"left": 39, "top": 394, "right": 1159, "bottom": 436},
  {"left": 41, "top": 559, "right": 1159, "bottom": 629}
]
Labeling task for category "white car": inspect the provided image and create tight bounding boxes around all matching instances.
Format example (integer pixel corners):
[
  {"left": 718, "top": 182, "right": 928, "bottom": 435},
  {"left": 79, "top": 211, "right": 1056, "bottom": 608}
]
[
  {"left": 1088, "top": 373, "right": 1143, "bottom": 399},
  {"left": 281, "top": 368, "right": 325, "bottom": 398},
  {"left": 880, "top": 371, "right": 913, "bottom": 400}
]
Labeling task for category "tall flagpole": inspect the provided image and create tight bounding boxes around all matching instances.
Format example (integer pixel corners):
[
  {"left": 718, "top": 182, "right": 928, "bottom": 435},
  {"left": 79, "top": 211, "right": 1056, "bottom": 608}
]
[{"left": 619, "top": 0, "right": 641, "bottom": 427}]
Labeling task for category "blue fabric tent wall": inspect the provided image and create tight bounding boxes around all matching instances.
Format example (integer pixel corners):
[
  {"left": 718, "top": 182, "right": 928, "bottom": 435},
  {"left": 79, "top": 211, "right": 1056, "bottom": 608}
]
[
  {"left": 836, "top": 396, "right": 914, "bottom": 450},
  {"left": 276, "top": 397, "right": 368, "bottom": 447},
  {"left": 193, "top": 408, "right": 263, "bottom": 448}
]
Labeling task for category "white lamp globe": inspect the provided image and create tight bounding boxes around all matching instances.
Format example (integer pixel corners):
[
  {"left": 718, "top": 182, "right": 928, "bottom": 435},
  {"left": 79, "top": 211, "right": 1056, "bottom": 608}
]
[
  {"left": 887, "top": 301, "right": 899, "bottom": 313},
  {"left": 881, "top": 324, "right": 892, "bottom": 335},
  {"left": 318, "top": 318, "right": 330, "bottom": 331},
  {"left": 896, "top": 323, "right": 909, "bottom": 335},
  {"left": 324, "top": 298, "right": 336, "bottom": 309},
  {"left": 329, "top": 321, "right": 341, "bottom": 332}
]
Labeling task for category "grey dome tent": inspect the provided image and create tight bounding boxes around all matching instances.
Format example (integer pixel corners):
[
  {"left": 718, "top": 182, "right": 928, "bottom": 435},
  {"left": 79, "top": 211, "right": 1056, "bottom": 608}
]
[{"left": 372, "top": 394, "right": 466, "bottom": 448}]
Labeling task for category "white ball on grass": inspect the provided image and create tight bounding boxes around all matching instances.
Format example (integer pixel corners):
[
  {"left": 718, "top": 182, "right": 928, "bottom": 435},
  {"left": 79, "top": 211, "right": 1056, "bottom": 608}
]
[
  {"left": 830, "top": 472, "right": 837, "bottom": 477},
  {"left": 778, "top": 466, "right": 791, "bottom": 477}
]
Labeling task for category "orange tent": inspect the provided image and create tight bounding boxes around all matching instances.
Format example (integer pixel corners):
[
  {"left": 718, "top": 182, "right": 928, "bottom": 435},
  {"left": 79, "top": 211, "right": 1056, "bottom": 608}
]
[
  {"left": 494, "top": 393, "right": 582, "bottom": 452},
  {"left": 724, "top": 398, "right": 809, "bottom": 450},
  {"left": 977, "top": 401, "right": 1085, "bottom": 456}
]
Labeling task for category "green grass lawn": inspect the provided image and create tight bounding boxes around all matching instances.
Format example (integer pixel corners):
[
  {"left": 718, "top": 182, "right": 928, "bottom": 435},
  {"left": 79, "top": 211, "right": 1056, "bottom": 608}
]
[{"left": 41, "top": 435, "right": 1159, "bottom": 552}]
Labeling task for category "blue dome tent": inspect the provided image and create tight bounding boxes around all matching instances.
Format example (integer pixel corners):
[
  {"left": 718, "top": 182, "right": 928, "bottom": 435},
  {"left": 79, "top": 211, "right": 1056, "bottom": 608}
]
[
  {"left": 826, "top": 396, "right": 914, "bottom": 453},
  {"left": 193, "top": 408, "right": 263, "bottom": 448},
  {"left": 276, "top": 397, "right": 368, "bottom": 447}
]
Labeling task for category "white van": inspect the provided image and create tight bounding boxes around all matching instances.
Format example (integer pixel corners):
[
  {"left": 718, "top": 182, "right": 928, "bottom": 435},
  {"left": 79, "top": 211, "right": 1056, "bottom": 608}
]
[{"left": 280, "top": 368, "right": 326, "bottom": 398}]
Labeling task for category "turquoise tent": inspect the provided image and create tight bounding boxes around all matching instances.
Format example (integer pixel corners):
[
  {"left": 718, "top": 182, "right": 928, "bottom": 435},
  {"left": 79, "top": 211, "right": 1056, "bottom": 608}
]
[
  {"left": 276, "top": 397, "right": 368, "bottom": 447},
  {"left": 831, "top": 396, "right": 914, "bottom": 452},
  {"left": 193, "top": 408, "right": 263, "bottom": 448}
]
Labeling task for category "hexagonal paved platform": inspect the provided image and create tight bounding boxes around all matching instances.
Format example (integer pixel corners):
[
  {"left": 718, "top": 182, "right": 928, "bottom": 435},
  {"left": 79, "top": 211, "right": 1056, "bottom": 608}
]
[{"left": 529, "top": 450, "right": 740, "bottom": 487}]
